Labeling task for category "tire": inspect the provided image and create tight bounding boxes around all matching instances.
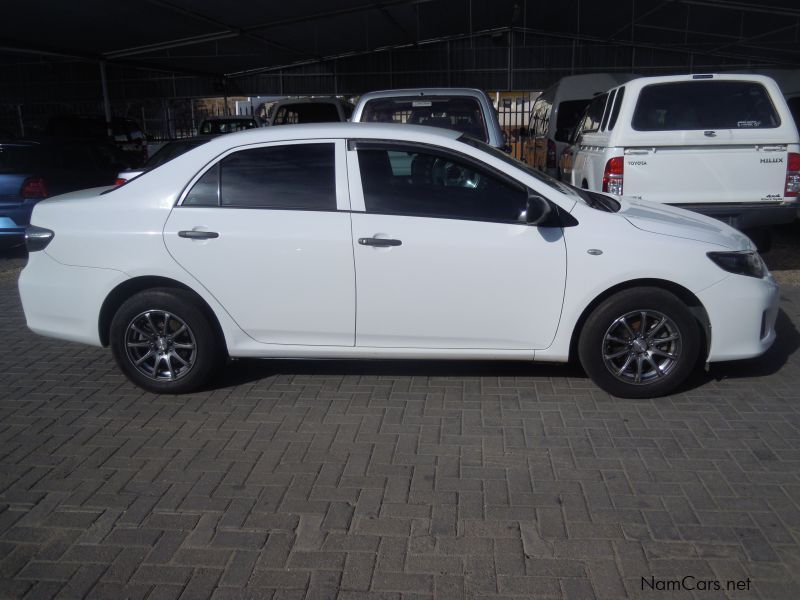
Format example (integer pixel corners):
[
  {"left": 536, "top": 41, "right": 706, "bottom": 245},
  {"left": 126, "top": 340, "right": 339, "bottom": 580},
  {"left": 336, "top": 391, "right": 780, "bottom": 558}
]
[
  {"left": 110, "top": 287, "right": 223, "bottom": 394},
  {"left": 578, "top": 287, "right": 700, "bottom": 399}
]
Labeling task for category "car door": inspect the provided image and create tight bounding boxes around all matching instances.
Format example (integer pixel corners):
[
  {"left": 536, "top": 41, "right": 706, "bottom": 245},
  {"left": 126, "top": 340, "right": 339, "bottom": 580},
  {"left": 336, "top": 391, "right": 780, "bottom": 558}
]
[
  {"left": 163, "top": 140, "right": 356, "bottom": 346},
  {"left": 347, "top": 140, "right": 567, "bottom": 350}
]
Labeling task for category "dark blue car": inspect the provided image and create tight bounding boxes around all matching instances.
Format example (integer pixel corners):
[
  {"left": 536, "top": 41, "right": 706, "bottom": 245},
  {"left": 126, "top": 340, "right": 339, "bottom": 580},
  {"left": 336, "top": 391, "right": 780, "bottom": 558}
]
[{"left": 0, "top": 139, "right": 128, "bottom": 248}]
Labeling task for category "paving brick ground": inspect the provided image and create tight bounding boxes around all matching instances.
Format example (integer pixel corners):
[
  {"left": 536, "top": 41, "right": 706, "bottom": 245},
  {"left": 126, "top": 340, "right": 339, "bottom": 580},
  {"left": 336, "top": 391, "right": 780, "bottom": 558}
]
[{"left": 2, "top": 253, "right": 800, "bottom": 599}]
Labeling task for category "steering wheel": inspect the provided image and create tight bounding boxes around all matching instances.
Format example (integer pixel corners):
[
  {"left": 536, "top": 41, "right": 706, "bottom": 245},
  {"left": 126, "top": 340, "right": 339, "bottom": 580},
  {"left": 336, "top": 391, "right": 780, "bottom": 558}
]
[{"left": 430, "top": 158, "right": 482, "bottom": 188}]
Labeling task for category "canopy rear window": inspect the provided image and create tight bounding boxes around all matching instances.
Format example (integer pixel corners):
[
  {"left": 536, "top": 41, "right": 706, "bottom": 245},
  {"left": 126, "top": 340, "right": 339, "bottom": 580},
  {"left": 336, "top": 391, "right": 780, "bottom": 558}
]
[{"left": 632, "top": 80, "right": 780, "bottom": 131}]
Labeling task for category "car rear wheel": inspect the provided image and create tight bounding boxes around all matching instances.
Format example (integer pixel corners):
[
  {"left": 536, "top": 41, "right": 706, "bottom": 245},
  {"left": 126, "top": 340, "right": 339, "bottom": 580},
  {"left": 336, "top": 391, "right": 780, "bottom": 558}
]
[
  {"left": 110, "top": 288, "right": 222, "bottom": 394},
  {"left": 578, "top": 288, "right": 700, "bottom": 398}
]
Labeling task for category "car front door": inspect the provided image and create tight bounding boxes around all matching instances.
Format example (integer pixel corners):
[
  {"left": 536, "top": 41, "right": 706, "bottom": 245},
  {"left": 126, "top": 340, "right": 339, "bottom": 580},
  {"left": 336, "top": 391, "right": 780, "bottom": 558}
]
[
  {"left": 347, "top": 141, "right": 567, "bottom": 350},
  {"left": 163, "top": 140, "right": 356, "bottom": 346}
]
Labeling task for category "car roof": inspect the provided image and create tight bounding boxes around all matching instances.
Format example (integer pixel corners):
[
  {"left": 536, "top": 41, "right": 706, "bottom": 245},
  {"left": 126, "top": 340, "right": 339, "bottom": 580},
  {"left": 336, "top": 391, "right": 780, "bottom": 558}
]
[
  {"left": 194, "top": 121, "right": 463, "bottom": 150},
  {"left": 272, "top": 97, "right": 343, "bottom": 105},
  {"left": 201, "top": 115, "right": 258, "bottom": 121},
  {"left": 611, "top": 73, "right": 781, "bottom": 93},
  {"left": 357, "top": 88, "right": 490, "bottom": 101},
  {"left": 0, "top": 140, "right": 40, "bottom": 148}
]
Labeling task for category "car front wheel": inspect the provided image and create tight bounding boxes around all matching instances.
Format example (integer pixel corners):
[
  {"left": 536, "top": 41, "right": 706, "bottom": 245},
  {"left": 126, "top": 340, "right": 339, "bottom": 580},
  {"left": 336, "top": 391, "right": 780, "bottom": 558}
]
[
  {"left": 110, "top": 288, "right": 223, "bottom": 394},
  {"left": 578, "top": 288, "right": 700, "bottom": 398}
]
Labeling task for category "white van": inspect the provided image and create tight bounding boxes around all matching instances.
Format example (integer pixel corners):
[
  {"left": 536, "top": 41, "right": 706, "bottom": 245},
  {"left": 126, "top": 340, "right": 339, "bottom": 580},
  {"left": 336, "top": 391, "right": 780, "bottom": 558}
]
[
  {"left": 569, "top": 73, "right": 800, "bottom": 232},
  {"left": 521, "top": 73, "right": 637, "bottom": 178}
]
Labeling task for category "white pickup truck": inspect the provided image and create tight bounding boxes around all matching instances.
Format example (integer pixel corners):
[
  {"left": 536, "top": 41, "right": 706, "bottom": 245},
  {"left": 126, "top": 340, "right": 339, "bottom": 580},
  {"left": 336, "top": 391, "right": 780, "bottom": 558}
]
[{"left": 568, "top": 74, "right": 800, "bottom": 236}]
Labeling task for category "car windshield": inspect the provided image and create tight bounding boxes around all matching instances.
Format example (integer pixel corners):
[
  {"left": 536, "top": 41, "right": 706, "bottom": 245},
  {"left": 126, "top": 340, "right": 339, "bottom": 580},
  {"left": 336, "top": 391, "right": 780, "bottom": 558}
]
[
  {"left": 457, "top": 134, "right": 619, "bottom": 212},
  {"left": 199, "top": 119, "right": 258, "bottom": 134},
  {"left": 362, "top": 96, "right": 489, "bottom": 142}
]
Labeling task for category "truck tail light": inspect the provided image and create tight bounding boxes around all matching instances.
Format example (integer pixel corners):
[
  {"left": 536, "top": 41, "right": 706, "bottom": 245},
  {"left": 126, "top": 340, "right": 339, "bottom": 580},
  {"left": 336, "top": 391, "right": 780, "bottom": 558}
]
[
  {"left": 21, "top": 176, "right": 48, "bottom": 199},
  {"left": 602, "top": 157, "right": 624, "bottom": 195},
  {"left": 786, "top": 152, "right": 800, "bottom": 198},
  {"left": 546, "top": 139, "right": 557, "bottom": 169}
]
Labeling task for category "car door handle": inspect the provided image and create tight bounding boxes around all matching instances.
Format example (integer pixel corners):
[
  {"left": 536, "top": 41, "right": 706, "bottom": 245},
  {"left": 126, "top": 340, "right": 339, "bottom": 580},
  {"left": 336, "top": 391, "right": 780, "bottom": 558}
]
[
  {"left": 178, "top": 230, "right": 219, "bottom": 239},
  {"left": 358, "top": 237, "right": 402, "bottom": 247}
]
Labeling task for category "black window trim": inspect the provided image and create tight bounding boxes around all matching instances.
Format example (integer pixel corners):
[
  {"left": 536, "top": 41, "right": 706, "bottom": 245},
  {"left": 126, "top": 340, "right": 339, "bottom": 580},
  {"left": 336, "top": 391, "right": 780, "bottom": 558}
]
[
  {"left": 608, "top": 86, "right": 625, "bottom": 131},
  {"left": 349, "top": 138, "right": 527, "bottom": 194},
  {"left": 348, "top": 138, "right": 557, "bottom": 226},
  {"left": 600, "top": 89, "right": 617, "bottom": 132},
  {"left": 177, "top": 140, "right": 339, "bottom": 211}
]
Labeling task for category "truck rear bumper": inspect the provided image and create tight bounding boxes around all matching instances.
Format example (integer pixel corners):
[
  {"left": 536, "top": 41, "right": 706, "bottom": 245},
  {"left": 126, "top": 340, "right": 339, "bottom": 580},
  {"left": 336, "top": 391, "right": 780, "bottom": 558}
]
[{"left": 668, "top": 202, "right": 797, "bottom": 229}]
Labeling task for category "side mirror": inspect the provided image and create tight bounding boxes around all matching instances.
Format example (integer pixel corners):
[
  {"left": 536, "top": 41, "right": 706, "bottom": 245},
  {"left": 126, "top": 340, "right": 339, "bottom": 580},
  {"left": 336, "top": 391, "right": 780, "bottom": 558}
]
[{"left": 519, "top": 193, "right": 552, "bottom": 225}]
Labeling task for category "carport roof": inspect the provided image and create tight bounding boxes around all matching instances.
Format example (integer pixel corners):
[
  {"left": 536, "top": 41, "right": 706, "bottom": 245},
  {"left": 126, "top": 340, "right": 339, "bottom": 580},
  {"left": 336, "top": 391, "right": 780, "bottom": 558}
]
[{"left": 2, "top": 0, "right": 800, "bottom": 78}]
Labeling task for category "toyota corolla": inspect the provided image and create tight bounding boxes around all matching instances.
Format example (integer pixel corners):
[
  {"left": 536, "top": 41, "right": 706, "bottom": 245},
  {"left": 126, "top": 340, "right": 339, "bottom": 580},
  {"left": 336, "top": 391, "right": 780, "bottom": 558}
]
[{"left": 18, "top": 123, "right": 779, "bottom": 398}]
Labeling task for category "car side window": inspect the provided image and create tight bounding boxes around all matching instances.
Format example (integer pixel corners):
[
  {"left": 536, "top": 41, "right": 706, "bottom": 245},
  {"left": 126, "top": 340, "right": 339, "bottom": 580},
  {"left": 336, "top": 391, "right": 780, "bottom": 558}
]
[
  {"left": 357, "top": 145, "right": 527, "bottom": 223},
  {"left": 600, "top": 89, "right": 617, "bottom": 131},
  {"left": 184, "top": 164, "right": 219, "bottom": 206},
  {"left": 608, "top": 87, "right": 625, "bottom": 131},
  {"left": 183, "top": 143, "right": 336, "bottom": 210},
  {"left": 580, "top": 93, "right": 609, "bottom": 134}
]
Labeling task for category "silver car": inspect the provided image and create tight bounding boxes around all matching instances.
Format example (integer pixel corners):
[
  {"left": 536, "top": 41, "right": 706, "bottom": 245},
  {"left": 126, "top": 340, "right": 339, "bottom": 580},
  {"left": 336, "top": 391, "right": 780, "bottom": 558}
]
[{"left": 352, "top": 87, "right": 507, "bottom": 149}]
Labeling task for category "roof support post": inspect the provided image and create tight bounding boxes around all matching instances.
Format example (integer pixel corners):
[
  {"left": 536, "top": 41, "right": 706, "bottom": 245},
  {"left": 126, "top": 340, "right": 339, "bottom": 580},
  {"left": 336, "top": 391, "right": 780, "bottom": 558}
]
[{"left": 99, "top": 60, "right": 113, "bottom": 139}]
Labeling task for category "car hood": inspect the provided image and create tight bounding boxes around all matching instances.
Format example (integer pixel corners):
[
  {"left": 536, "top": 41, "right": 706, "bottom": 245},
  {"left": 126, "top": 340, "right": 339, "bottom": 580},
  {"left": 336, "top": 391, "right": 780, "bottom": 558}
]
[{"left": 616, "top": 196, "right": 752, "bottom": 251}]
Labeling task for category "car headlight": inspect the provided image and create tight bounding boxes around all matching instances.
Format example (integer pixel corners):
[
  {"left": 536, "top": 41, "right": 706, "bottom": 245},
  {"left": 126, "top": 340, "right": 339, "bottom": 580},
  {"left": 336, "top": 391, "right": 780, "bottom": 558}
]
[{"left": 707, "top": 250, "right": 766, "bottom": 278}]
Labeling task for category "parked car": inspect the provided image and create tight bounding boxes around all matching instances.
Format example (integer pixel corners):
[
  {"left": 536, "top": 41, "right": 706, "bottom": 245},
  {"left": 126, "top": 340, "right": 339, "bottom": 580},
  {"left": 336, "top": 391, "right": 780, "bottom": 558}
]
[
  {"left": 197, "top": 116, "right": 262, "bottom": 136},
  {"left": 557, "top": 109, "right": 586, "bottom": 183},
  {"left": 521, "top": 74, "right": 638, "bottom": 178},
  {"left": 115, "top": 138, "right": 210, "bottom": 185},
  {"left": 46, "top": 115, "right": 147, "bottom": 167},
  {"left": 1, "top": 139, "right": 129, "bottom": 247},
  {"left": 567, "top": 74, "right": 800, "bottom": 236},
  {"left": 266, "top": 97, "right": 353, "bottom": 125},
  {"left": 19, "top": 123, "right": 778, "bottom": 398},
  {"left": 352, "top": 88, "right": 507, "bottom": 149}
]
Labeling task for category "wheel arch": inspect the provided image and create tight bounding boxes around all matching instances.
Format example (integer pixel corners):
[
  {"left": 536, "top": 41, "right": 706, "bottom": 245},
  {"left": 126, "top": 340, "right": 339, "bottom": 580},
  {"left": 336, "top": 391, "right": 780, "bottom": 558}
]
[
  {"left": 98, "top": 276, "right": 227, "bottom": 351},
  {"left": 568, "top": 278, "right": 711, "bottom": 362}
]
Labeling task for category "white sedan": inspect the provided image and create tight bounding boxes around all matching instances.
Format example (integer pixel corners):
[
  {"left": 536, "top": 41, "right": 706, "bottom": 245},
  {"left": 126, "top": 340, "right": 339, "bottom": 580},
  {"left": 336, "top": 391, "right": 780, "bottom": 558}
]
[{"left": 19, "top": 123, "right": 779, "bottom": 398}]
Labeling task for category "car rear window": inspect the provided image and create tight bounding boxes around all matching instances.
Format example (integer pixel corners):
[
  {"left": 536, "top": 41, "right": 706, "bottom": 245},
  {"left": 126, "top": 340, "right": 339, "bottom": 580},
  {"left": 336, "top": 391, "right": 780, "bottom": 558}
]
[
  {"left": 632, "top": 80, "right": 781, "bottom": 131},
  {"left": 273, "top": 103, "right": 341, "bottom": 124},
  {"left": 199, "top": 119, "right": 258, "bottom": 134},
  {"left": 361, "top": 97, "right": 488, "bottom": 142},
  {"left": 146, "top": 140, "right": 206, "bottom": 169}
]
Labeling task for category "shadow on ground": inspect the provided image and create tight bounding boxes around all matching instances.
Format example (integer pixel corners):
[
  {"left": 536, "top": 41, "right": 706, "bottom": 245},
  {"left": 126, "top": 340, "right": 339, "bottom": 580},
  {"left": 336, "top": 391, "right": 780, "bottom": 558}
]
[
  {"left": 208, "top": 307, "right": 800, "bottom": 394},
  {"left": 211, "top": 355, "right": 587, "bottom": 391}
]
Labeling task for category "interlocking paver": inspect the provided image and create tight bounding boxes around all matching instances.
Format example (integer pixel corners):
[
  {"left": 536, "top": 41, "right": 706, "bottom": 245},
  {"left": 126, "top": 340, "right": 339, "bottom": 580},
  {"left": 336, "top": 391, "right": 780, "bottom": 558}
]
[{"left": 2, "top": 257, "right": 800, "bottom": 599}]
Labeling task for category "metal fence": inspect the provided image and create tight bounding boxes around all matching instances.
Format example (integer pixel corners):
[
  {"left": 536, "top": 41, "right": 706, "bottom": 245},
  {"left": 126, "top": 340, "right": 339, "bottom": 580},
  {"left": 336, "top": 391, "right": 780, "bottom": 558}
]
[
  {"left": 1, "top": 92, "right": 539, "bottom": 161},
  {"left": 491, "top": 90, "right": 538, "bottom": 160}
]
